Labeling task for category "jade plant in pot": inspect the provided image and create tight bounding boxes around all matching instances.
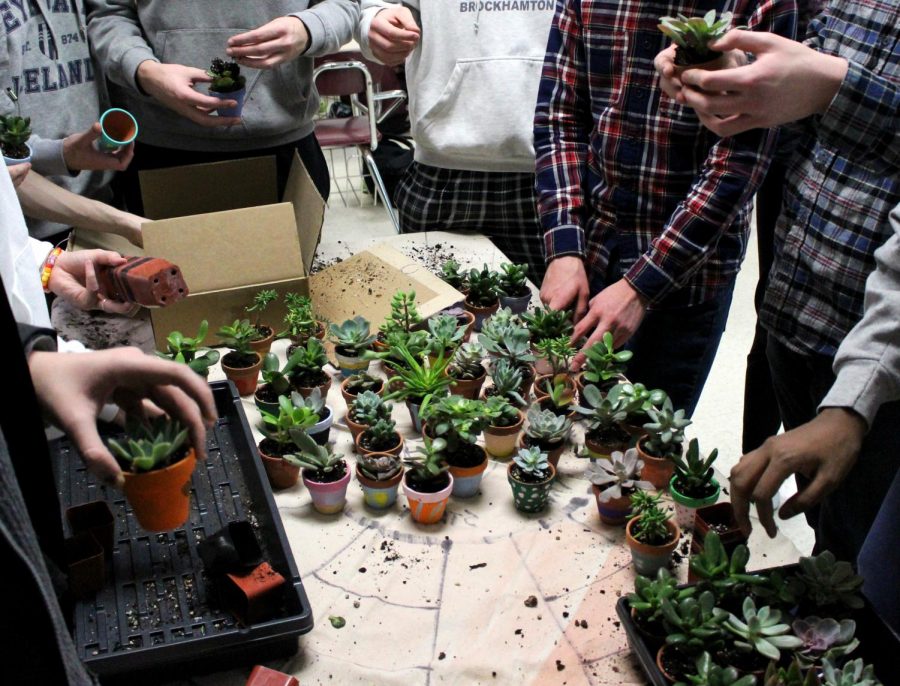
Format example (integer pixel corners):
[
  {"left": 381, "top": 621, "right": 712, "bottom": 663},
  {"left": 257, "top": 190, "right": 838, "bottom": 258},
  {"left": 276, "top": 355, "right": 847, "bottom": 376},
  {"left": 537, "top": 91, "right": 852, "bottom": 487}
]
[
  {"left": 346, "top": 389, "right": 392, "bottom": 445},
  {"left": 216, "top": 319, "right": 263, "bottom": 396},
  {"left": 584, "top": 447, "right": 652, "bottom": 525},
  {"left": 356, "top": 451, "right": 404, "bottom": 510},
  {"left": 464, "top": 264, "right": 502, "bottom": 331},
  {"left": 521, "top": 406, "right": 572, "bottom": 468},
  {"left": 340, "top": 371, "right": 384, "bottom": 410},
  {"left": 508, "top": 446, "right": 556, "bottom": 513},
  {"left": 521, "top": 306, "right": 573, "bottom": 375},
  {"left": 246, "top": 289, "right": 278, "bottom": 355},
  {"left": 108, "top": 416, "right": 197, "bottom": 531},
  {"left": 658, "top": 10, "right": 734, "bottom": 72},
  {"left": 329, "top": 316, "right": 376, "bottom": 377},
  {"left": 420, "top": 394, "right": 489, "bottom": 498},
  {"left": 670, "top": 438, "right": 721, "bottom": 530},
  {"left": 383, "top": 343, "right": 452, "bottom": 431},
  {"left": 157, "top": 320, "right": 220, "bottom": 378},
  {"left": 447, "top": 341, "right": 487, "bottom": 400},
  {"left": 627, "top": 568, "right": 695, "bottom": 646},
  {"left": 639, "top": 397, "right": 692, "bottom": 489},
  {"left": 578, "top": 331, "right": 633, "bottom": 395},
  {"left": 284, "top": 429, "right": 350, "bottom": 515},
  {"left": 0, "top": 113, "right": 32, "bottom": 165},
  {"left": 288, "top": 336, "right": 332, "bottom": 399},
  {"left": 625, "top": 491, "right": 681, "bottom": 577},
  {"left": 207, "top": 57, "right": 247, "bottom": 117},
  {"left": 255, "top": 347, "right": 305, "bottom": 413},
  {"left": 258, "top": 394, "right": 319, "bottom": 489},
  {"left": 483, "top": 395, "right": 524, "bottom": 458},
  {"left": 402, "top": 437, "right": 453, "bottom": 525},
  {"left": 618, "top": 382, "right": 668, "bottom": 435},
  {"left": 498, "top": 262, "right": 532, "bottom": 314},
  {"left": 282, "top": 292, "right": 325, "bottom": 345},
  {"left": 482, "top": 357, "right": 527, "bottom": 407},
  {"left": 575, "top": 383, "right": 631, "bottom": 459}
]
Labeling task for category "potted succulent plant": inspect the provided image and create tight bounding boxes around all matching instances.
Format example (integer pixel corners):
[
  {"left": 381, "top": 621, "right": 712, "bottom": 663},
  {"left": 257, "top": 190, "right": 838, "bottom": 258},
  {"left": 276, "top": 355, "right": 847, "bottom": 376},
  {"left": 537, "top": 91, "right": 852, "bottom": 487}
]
[
  {"left": 674, "top": 652, "right": 756, "bottom": 686},
  {"left": 638, "top": 397, "right": 692, "bottom": 489},
  {"left": 330, "top": 316, "right": 377, "bottom": 377},
  {"left": 793, "top": 550, "right": 865, "bottom": 616},
  {"left": 657, "top": 591, "right": 729, "bottom": 683},
  {"left": 440, "top": 259, "right": 468, "bottom": 293},
  {"left": 618, "top": 382, "right": 668, "bottom": 435},
  {"left": 584, "top": 448, "right": 652, "bottom": 525},
  {"left": 296, "top": 388, "right": 333, "bottom": 445},
  {"left": 427, "top": 313, "right": 466, "bottom": 361},
  {"left": 482, "top": 358, "right": 528, "bottom": 407},
  {"left": 533, "top": 336, "right": 577, "bottom": 389},
  {"left": 575, "top": 383, "right": 631, "bottom": 459},
  {"left": 464, "top": 264, "right": 502, "bottom": 331},
  {"left": 207, "top": 57, "right": 247, "bottom": 117},
  {"left": 216, "top": 319, "right": 264, "bottom": 396},
  {"left": 627, "top": 568, "right": 695, "bottom": 646},
  {"left": 577, "top": 332, "right": 633, "bottom": 395},
  {"left": 483, "top": 395, "right": 524, "bottom": 458},
  {"left": 762, "top": 657, "right": 820, "bottom": 686},
  {"left": 156, "top": 320, "right": 220, "bottom": 378},
  {"left": 687, "top": 532, "right": 761, "bottom": 600},
  {"left": 345, "top": 389, "right": 391, "bottom": 445},
  {"left": 383, "top": 344, "right": 452, "bottom": 431},
  {"left": 255, "top": 348, "right": 305, "bottom": 414},
  {"left": 658, "top": 10, "right": 734, "bottom": 73},
  {"left": 791, "top": 615, "right": 859, "bottom": 669},
  {"left": 820, "top": 658, "right": 882, "bottom": 686},
  {"left": 520, "top": 406, "right": 572, "bottom": 468},
  {"left": 246, "top": 289, "right": 278, "bottom": 355},
  {"left": 355, "top": 415, "right": 404, "bottom": 458},
  {"left": 670, "top": 438, "right": 721, "bottom": 530},
  {"left": 376, "top": 290, "right": 422, "bottom": 350},
  {"left": 108, "top": 416, "right": 197, "bottom": 531},
  {"left": 288, "top": 336, "right": 332, "bottom": 399},
  {"left": 724, "top": 597, "right": 804, "bottom": 675},
  {"left": 447, "top": 341, "right": 488, "bottom": 400},
  {"left": 258, "top": 393, "right": 319, "bottom": 489},
  {"left": 284, "top": 429, "right": 350, "bottom": 514},
  {"left": 282, "top": 292, "right": 325, "bottom": 345},
  {"left": 521, "top": 306, "right": 574, "bottom": 375},
  {"left": 0, "top": 113, "right": 32, "bottom": 165},
  {"left": 625, "top": 491, "right": 681, "bottom": 576},
  {"left": 536, "top": 376, "right": 579, "bottom": 420},
  {"left": 402, "top": 437, "right": 454, "bottom": 524},
  {"left": 356, "top": 451, "right": 404, "bottom": 509},
  {"left": 367, "top": 329, "right": 431, "bottom": 384},
  {"left": 498, "top": 263, "right": 532, "bottom": 314},
  {"left": 339, "top": 372, "right": 384, "bottom": 409},
  {"left": 507, "top": 446, "right": 556, "bottom": 513},
  {"left": 694, "top": 502, "right": 748, "bottom": 556},
  {"left": 420, "top": 394, "right": 489, "bottom": 498}
]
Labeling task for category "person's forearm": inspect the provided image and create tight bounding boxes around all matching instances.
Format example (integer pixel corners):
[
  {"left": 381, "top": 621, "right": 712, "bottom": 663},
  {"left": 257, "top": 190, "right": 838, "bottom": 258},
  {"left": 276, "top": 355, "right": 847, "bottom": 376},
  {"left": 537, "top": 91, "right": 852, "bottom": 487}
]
[
  {"left": 17, "top": 171, "right": 143, "bottom": 239},
  {"left": 86, "top": 0, "right": 157, "bottom": 92},
  {"left": 291, "top": 0, "right": 360, "bottom": 57}
]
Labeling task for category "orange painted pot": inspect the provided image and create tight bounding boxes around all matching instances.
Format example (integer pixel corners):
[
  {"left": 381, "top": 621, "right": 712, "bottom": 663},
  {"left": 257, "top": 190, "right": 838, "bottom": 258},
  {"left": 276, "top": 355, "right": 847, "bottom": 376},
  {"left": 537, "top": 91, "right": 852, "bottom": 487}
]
[
  {"left": 122, "top": 449, "right": 197, "bottom": 531},
  {"left": 402, "top": 473, "right": 454, "bottom": 524}
]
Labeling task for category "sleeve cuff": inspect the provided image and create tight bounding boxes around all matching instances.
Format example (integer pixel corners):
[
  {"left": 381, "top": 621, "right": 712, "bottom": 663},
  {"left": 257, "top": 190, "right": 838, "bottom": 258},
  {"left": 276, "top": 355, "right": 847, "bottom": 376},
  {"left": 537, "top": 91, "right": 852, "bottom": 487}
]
[
  {"left": 357, "top": 5, "right": 389, "bottom": 62},
  {"left": 28, "top": 238, "right": 55, "bottom": 273},
  {"left": 818, "top": 60, "right": 890, "bottom": 160},
  {"left": 28, "top": 137, "right": 71, "bottom": 177},
  {"left": 624, "top": 255, "right": 675, "bottom": 305},
  {"left": 120, "top": 45, "right": 159, "bottom": 93},
  {"left": 543, "top": 225, "right": 586, "bottom": 261},
  {"left": 820, "top": 358, "right": 895, "bottom": 429},
  {"left": 292, "top": 10, "right": 328, "bottom": 56}
]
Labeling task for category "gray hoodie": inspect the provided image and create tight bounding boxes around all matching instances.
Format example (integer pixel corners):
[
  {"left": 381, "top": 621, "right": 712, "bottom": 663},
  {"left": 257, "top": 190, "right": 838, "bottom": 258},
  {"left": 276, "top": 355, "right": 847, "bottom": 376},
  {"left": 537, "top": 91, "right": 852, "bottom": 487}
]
[
  {"left": 1, "top": 0, "right": 112, "bottom": 239},
  {"left": 86, "top": 0, "right": 359, "bottom": 152}
]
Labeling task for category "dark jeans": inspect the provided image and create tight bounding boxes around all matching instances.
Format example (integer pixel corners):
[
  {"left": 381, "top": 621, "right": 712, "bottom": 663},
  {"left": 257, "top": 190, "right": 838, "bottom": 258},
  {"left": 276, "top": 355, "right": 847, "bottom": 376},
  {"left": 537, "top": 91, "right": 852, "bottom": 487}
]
[
  {"left": 118, "top": 133, "right": 330, "bottom": 216},
  {"left": 858, "top": 467, "right": 900, "bottom": 634},
  {"left": 742, "top": 161, "right": 786, "bottom": 453},
  {"left": 589, "top": 271, "right": 736, "bottom": 417},
  {"left": 766, "top": 336, "right": 900, "bottom": 562}
]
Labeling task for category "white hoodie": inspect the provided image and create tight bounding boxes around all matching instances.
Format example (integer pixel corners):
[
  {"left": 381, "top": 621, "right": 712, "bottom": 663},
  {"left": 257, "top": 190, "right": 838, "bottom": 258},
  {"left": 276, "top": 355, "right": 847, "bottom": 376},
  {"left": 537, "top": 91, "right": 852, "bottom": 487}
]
[{"left": 359, "top": 0, "right": 555, "bottom": 173}]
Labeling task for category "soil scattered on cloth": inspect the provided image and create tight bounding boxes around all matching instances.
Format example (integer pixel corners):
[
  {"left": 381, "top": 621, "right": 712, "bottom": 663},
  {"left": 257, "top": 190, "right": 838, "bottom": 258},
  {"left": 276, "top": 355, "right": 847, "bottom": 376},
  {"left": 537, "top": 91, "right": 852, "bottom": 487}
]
[
  {"left": 398, "top": 241, "right": 461, "bottom": 276},
  {"left": 469, "top": 562, "right": 487, "bottom": 570},
  {"left": 524, "top": 595, "right": 538, "bottom": 608}
]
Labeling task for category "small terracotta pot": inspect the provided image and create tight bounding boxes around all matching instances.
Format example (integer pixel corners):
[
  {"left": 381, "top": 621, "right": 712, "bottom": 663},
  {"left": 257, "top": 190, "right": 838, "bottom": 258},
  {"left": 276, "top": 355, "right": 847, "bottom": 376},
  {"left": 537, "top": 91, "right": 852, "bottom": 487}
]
[
  {"left": 449, "top": 367, "right": 486, "bottom": 400},
  {"left": 249, "top": 325, "right": 275, "bottom": 356},
  {"left": 625, "top": 516, "right": 681, "bottom": 577},
  {"left": 636, "top": 435, "right": 677, "bottom": 489},
  {"left": 507, "top": 461, "right": 556, "bottom": 513},
  {"left": 345, "top": 412, "right": 370, "bottom": 446},
  {"left": 335, "top": 347, "right": 371, "bottom": 377},
  {"left": 656, "top": 644, "right": 680, "bottom": 684},
  {"left": 355, "top": 461, "right": 404, "bottom": 509},
  {"left": 340, "top": 375, "right": 384, "bottom": 409},
  {"left": 122, "top": 449, "right": 197, "bottom": 531},
  {"left": 671, "top": 52, "right": 728, "bottom": 80},
  {"left": 519, "top": 434, "right": 565, "bottom": 469},
  {"left": 355, "top": 430, "right": 404, "bottom": 458},
  {"left": 258, "top": 442, "right": 300, "bottom": 489},
  {"left": 303, "top": 467, "right": 352, "bottom": 514},
  {"left": 402, "top": 473, "right": 454, "bottom": 524},
  {"left": 246, "top": 665, "right": 299, "bottom": 686},
  {"left": 222, "top": 561, "right": 286, "bottom": 625},
  {"left": 293, "top": 373, "right": 332, "bottom": 400},
  {"left": 222, "top": 353, "right": 263, "bottom": 396},
  {"left": 499, "top": 291, "right": 532, "bottom": 315},
  {"left": 591, "top": 484, "right": 632, "bottom": 526},
  {"left": 464, "top": 298, "right": 499, "bottom": 332},
  {"left": 456, "top": 310, "right": 476, "bottom": 341},
  {"left": 253, "top": 383, "right": 283, "bottom": 416},
  {"left": 66, "top": 500, "right": 114, "bottom": 556},
  {"left": 670, "top": 476, "right": 721, "bottom": 530},
  {"left": 484, "top": 410, "right": 525, "bottom": 458},
  {"left": 447, "top": 446, "right": 488, "bottom": 498},
  {"left": 197, "top": 520, "right": 263, "bottom": 575},
  {"left": 584, "top": 433, "right": 630, "bottom": 461},
  {"left": 694, "top": 501, "right": 747, "bottom": 554},
  {"left": 530, "top": 343, "right": 553, "bottom": 376},
  {"left": 65, "top": 533, "right": 106, "bottom": 598}
]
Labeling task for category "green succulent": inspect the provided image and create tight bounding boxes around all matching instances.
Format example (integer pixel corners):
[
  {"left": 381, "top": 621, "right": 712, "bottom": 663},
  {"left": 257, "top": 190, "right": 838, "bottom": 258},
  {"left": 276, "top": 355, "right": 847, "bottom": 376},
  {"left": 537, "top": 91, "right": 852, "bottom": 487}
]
[
  {"left": 381, "top": 290, "right": 422, "bottom": 335},
  {"left": 281, "top": 292, "right": 318, "bottom": 339},
  {"left": 627, "top": 567, "right": 695, "bottom": 625},
  {"left": 630, "top": 498, "right": 673, "bottom": 546},
  {"left": 584, "top": 448, "right": 651, "bottom": 502},
  {"left": 581, "top": 332, "right": 632, "bottom": 385},
  {"left": 574, "top": 383, "right": 629, "bottom": 433},
  {"left": 420, "top": 394, "right": 488, "bottom": 453},
  {"left": 479, "top": 318, "right": 536, "bottom": 368},
  {"left": 0, "top": 114, "right": 32, "bottom": 156},
  {"left": 483, "top": 395, "right": 520, "bottom": 428},
  {"left": 448, "top": 340, "right": 486, "bottom": 380},
  {"left": 261, "top": 347, "right": 306, "bottom": 396},
  {"left": 357, "top": 451, "right": 402, "bottom": 482},
  {"left": 361, "top": 417, "right": 399, "bottom": 451},
  {"left": 498, "top": 263, "right": 529, "bottom": 297},
  {"left": 820, "top": 658, "right": 882, "bottom": 686},
  {"left": 343, "top": 372, "right": 383, "bottom": 396},
  {"left": 156, "top": 320, "right": 220, "bottom": 377},
  {"left": 465, "top": 265, "right": 502, "bottom": 307},
  {"left": 763, "top": 658, "right": 819, "bottom": 686},
  {"left": 350, "top": 390, "right": 392, "bottom": 425},
  {"left": 643, "top": 397, "right": 692, "bottom": 459},
  {"left": 259, "top": 393, "right": 320, "bottom": 446},
  {"left": 216, "top": 318, "right": 257, "bottom": 356},
  {"left": 725, "top": 597, "right": 804, "bottom": 662},
  {"left": 403, "top": 437, "right": 449, "bottom": 483},
  {"left": 383, "top": 344, "right": 452, "bottom": 403},
  {"left": 207, "top": 57, "right": 246, "bottom": 93},
  {"left": 671, "top": 438, "right": 719, "bottom": 495},
  {"left": 661, "top": 590, "right": 729, "bottom": 654},
  {"left": 439, "top": 259, "right": 467, "bottom": 290},
  {"left": 283, "top": 428, "right": 345, "bottom": 480},
  {"left": 534, "top": 335, "right": 577, "bottom": 376},
  {"left": 617, "top": 382, "right": 668, "bottom": 425},
  {"left": 796, "top": 551, "right": 865, "bottom": 610},
  {"left": 689, "top": 532, "right": 763, "bottom": 597},
  {"left": 513, "top": 446, "right": 550, "bottom": 477},
  {"left": 246, "top": 289, "right": 277, "bottom": 330},
  {"left": 675, "top": 652, "right": 757, "bottom": 686},
  {"left": 288, "top": 337, "right": 329, "bottom": 381},
  {"left": 658, "top": 10, "right": 734, "bottom": 65},
  {"left": 487, "top": 358, "right": 527, "bottom": 407},
  {"left": 521, "top": 306, "right": 574, "bottom": 343},
  {"left": 524, "top": 406, "right": 572, "bottom": 444},
  {"left": 108, "top": 416, "right": 190, "bottom": 473},
  {"left": 328, "top": 316, "right": 375, "bottom": 355}
]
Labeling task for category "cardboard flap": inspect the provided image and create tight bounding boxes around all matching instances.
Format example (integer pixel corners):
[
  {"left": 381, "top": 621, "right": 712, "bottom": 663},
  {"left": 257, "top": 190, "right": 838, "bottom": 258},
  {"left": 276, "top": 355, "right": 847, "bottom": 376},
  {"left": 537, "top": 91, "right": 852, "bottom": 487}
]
[
  {"left": 142, "top": 204, "right": 304, "bottom": 293},
  {"left": 309, "top": 242, "right": 463, "bottom": 328},
  {"left": 283, "top": 152, "right": 324, "bottom": 275},
  {"left": 69, "top": 229, "right": 145, "bottom": 257},
  {"left": 139, "top": 157, "right": 278, "bottom": 220}
]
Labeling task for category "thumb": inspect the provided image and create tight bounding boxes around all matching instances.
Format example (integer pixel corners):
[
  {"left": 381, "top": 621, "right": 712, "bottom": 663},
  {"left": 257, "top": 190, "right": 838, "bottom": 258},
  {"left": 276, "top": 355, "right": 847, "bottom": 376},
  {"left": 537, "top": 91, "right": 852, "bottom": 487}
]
[
  {"left": 394, "top": 9, "right": 421, "bottom": 33},
  {"left": 86, "top": 122, "right": 103, "bottom": 141},
  {"left": 710, "top": 28, "right": 776, "bottom": 54}
]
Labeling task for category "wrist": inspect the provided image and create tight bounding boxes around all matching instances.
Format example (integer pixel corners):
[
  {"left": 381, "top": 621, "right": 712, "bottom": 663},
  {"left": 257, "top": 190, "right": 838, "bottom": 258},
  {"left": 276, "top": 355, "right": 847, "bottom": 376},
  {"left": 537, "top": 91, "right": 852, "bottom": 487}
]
[
  {"left": 817, "top": 407, "right": 868, "bottom": 440},
  {"left": 135, "top": 59, "right": 161, "bottom": 94},
  {"left": 813, "top": 54, "right": 849, "bottom": 114}
]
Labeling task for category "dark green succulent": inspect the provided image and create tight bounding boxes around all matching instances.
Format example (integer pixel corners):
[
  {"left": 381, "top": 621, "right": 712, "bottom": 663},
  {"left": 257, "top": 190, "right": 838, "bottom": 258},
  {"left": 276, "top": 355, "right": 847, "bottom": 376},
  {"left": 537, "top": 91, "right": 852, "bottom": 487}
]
[
  {"left": 108, "top": 416, "right": 189, "bottom": 473},
  {"left": 207, "top": 57, "right": 246, "bottom": 93},
  {"left": 581, "top": 331, "right": 633, "bottom": 384},
  {"left": 156, "top": 320, "right": 220, "bottom": 377}
]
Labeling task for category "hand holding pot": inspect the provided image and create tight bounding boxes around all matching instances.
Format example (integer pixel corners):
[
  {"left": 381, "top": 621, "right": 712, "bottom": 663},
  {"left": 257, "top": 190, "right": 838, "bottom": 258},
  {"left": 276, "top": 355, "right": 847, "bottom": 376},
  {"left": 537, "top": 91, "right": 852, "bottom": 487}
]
[
  {"left": 47, "top": 249, "right": 137, "bottom": 315},
  {"left": 136, "top": 61, "right": 241, "bottom": 128},
  {"left": 368, "top": 6, "right": 421, "bottom": 66},
  {"left": 540, "top": 256, "right": 590, "bottom": 323},
  {"left": 730, "top": 408, "right": 867, "bottom": 538},
  {"left": 62, "top": 123, "right": 134, "bottom": 172},
  {"left": 227, "top": 17, "right": 310, "bottom": 69},
  {"left": 28, "top": 348, "right": 217, "bottom": 487}
]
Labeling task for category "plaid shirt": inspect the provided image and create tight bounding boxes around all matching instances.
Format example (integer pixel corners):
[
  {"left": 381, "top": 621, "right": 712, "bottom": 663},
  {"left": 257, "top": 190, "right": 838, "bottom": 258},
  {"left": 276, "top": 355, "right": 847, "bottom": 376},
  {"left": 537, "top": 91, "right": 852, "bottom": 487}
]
[
  {"left": 761, "top": 0, "right": 900, "bottom": 358},
  {"left": 535, "top": 0, "right": 797, "bottom": 308}
]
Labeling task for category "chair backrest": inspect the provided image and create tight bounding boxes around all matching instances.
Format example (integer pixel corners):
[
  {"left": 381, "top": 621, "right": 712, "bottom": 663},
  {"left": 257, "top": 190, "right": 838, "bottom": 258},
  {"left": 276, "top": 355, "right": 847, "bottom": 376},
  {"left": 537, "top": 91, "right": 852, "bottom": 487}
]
[{"left": 314, "top": 60, "right": 370, "bottom": 98}]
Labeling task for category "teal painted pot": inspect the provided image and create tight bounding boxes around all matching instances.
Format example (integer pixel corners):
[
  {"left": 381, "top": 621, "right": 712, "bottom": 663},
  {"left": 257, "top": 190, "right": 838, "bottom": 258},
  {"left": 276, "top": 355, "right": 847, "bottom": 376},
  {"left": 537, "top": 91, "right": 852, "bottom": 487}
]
[
  {"left": 669, "top": 475, "right": 721, "bottom": 530},
  {"left": 97, "top": 108, "right": 138, "bottom": 152},
  {"left": 447, "top": 447, "right": 488, "bottom": 498},
  {"left": 507, "top": 462, "right": 556, "bottom": 513},
  {"left": 356, "top": 462, "right": 403, "bottom": 510}
]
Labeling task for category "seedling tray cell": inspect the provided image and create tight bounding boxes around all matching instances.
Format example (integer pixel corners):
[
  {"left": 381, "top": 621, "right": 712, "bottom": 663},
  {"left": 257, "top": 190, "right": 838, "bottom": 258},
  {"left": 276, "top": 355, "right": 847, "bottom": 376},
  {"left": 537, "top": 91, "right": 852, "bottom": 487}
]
[{"left": 51, "top": 381, "right": 312, "bottom": 683}]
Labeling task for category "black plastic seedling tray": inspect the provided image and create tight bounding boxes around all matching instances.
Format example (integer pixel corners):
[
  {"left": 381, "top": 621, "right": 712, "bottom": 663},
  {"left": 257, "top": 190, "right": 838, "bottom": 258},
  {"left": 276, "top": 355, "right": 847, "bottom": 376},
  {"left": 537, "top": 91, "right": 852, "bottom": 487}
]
[
  {"left": 615, "top": 565, "right": 898, "bottom": 686},
  {"left": 52, "top": 381, "right": 313, "bottom": 684}
]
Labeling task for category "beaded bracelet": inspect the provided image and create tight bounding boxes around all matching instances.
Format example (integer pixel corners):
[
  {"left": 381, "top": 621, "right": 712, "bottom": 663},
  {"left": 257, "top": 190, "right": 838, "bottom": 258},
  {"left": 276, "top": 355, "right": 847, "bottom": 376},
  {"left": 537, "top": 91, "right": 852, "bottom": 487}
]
[{"left": 40, "top": 247, "right": 64, "bottom": 293}]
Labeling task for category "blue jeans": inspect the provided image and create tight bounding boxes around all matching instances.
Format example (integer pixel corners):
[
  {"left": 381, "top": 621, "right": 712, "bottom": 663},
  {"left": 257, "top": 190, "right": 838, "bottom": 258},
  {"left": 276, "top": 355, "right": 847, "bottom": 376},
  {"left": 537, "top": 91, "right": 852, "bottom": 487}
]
[
  {"left": 589, "top": 272, "right": 736, "bottom": 417},
  {"left": 858, "top": 468, "right": 900, "bottom": 635}
]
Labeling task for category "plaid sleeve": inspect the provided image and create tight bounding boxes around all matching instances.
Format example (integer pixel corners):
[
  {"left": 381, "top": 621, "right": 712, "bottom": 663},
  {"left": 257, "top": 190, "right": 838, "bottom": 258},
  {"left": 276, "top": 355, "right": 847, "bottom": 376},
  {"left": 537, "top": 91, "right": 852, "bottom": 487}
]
[
  {"left": 817, "top": 60, "right": 900, "bottom": 168},
  {"left": 534, "top": 0, "right": 592, "bottom": 262},
  {"left": 624, "top": 0, "right": 797, "bottom": 304}
]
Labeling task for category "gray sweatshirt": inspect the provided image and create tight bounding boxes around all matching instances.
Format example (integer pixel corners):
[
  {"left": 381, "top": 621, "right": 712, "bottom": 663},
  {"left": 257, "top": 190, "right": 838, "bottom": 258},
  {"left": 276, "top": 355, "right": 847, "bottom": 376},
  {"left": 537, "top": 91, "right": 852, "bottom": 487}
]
[
  {"left": 358, "top": 0, "right": 555, "bottom": 172},
  {"left": 86, "top": 0, "right": 359, "bottom": 152},
  {"left": 1, "top": 0, "right": 112, "bottom": 239}
]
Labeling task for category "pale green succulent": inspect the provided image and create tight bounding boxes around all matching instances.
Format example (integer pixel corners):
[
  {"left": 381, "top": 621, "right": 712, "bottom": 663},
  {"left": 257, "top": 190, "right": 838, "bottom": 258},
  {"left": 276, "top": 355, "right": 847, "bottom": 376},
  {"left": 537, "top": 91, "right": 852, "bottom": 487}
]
[{"left": 108, "top": 416, "right": 189, "bottom": 473}]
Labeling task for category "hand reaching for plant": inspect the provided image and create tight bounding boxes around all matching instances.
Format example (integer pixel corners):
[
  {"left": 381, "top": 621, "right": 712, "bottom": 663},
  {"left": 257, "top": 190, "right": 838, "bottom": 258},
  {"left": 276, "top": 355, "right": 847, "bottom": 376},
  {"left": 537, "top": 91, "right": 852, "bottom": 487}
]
[
  {"left": 28, "top": 347, "right": 217, "bottom": 487},
  {"left": 136, "top": 61, "right": 241, "bottom": 128},
  {"left": 227, "top": 17, "right": 310, "bottom": 69},
  {"left": 368, "top": 6, "right": 421, "bottom": 66},
  {"left": 48, "top": 249, "right": 134, "bottom": 316},
  {"left": 540, "top": 256, "right": 590, "bottom": 323},
  {"left": 571, "top": 278, "right": 647, "bottom": 368},
  {"left": 63, "top": 122, "right": 134, "bottom": 172},
  {"left": 730, "top": 408, "right": 868, "bottom": 538},
  {"left": 7, "top": 161, "right": 30, "bottom": 187}
]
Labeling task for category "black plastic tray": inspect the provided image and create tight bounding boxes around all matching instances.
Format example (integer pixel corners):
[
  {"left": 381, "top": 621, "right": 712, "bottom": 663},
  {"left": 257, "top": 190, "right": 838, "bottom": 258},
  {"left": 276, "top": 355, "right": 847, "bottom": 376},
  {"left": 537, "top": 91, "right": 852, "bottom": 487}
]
[
  {"left": 615, "top": 565, "right": 898, "bottom": 685},
  {"left": 52, "top": 381, "right": 313, "bottom": 683}
]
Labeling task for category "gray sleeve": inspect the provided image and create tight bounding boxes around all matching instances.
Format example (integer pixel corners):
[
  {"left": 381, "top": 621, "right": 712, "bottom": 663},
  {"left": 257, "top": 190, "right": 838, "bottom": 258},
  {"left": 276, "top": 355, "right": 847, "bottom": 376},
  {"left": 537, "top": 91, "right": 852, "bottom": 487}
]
[
  {"left": 821, "top": 204, "right": 900, "bottom": 427},
  {"left": 290, "top": 0, "right": 361, "bottom": 57},
  {"left": 27, "top": 136, "right": 71, "bottom": 178},
  {"left": 85, "top": 0, "right": 159, "bottom": 93},
  {"left": 357, "top": 0, "right": 394, "bottom": 61}
]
